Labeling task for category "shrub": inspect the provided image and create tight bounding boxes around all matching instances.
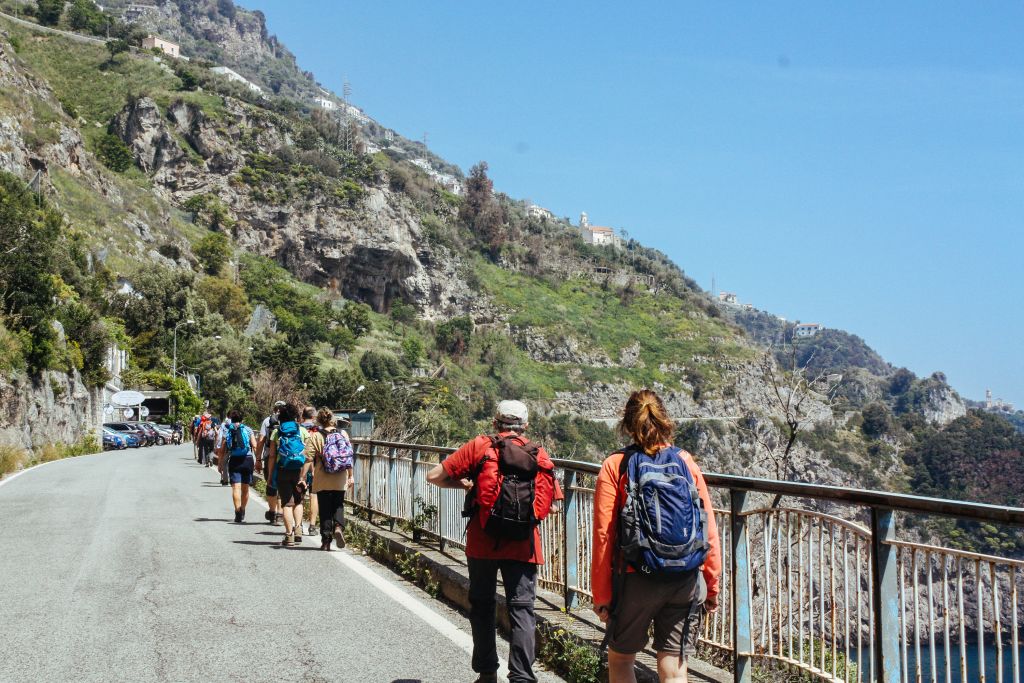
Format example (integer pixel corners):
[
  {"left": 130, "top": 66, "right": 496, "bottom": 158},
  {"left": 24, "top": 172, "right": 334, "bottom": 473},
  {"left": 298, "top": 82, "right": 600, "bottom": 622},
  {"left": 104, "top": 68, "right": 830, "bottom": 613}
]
[
  {"left": 0, "top": 444, "right": 27, "bottom": 478},
  {"left": 194, "top": 231, "right": 231, "bottom": 275},
  {"left": 359, "top": 350, "right": 403, "bottom": 382},
  {"left": 436, "top": 316, "right": 472, "bottom": 356},
  {"left": 96, "top": 134, "right": 134, "bottom": 172}
]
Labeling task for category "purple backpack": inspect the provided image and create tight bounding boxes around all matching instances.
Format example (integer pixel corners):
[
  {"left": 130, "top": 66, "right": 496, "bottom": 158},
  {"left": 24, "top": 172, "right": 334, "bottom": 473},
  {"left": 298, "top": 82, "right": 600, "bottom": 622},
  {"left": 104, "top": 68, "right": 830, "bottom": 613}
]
[{"left": 322, "top": 431, "right": 354, "bottom": 473}]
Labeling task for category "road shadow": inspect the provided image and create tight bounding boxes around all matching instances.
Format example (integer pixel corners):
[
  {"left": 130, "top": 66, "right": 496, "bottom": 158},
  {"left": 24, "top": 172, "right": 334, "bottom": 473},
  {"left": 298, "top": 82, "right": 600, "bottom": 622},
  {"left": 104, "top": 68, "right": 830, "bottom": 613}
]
[
  {"left": 194, "top": 517, "right": 234, "bottom": 523},
  {"left": 232, "top": 540, "right": 320, "bottom": 551},
  {"left": 200, "top": 483, "right": 228, "bottom": 488}
]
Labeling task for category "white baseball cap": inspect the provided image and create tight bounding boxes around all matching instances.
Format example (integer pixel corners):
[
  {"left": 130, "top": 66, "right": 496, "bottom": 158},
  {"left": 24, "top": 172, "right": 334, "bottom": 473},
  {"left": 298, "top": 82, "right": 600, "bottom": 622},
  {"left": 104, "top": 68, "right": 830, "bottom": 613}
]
[{"left": 495, "top": 400, "right": 528, "bottom": 427}]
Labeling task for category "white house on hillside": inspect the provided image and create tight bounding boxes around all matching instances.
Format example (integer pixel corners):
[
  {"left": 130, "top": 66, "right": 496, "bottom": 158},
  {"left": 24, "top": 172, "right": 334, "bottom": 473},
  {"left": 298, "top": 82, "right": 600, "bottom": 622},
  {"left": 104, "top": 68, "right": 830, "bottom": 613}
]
[
  {"left": 527, "top": 204, "right": 553, "bottom": 221},
  {"left": 718, "top": 291, "right": 738, "bottom": 305},
  {"left": 579, "top": 212, "right": 617, "bottom": 246},
  {"left": 794, "top": 322, "right": 823, "bottom": 338},
  {"left": 209, "top": 66, "right": 264, "bottom": 96},
  {"left": 313, "top": 97, "right": 335, "bottom": 110}
]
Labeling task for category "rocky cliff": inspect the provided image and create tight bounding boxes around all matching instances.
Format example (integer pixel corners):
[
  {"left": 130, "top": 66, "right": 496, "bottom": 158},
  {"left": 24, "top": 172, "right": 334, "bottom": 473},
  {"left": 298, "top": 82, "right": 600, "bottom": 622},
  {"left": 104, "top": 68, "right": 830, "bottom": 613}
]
[{"left": 0, "top": 369, "right": 99, "bottom": 449}]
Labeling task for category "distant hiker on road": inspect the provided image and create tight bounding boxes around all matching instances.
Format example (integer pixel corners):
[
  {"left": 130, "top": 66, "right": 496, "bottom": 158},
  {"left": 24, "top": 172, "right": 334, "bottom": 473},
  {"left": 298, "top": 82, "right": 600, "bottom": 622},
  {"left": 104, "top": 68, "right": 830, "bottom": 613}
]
[
  {"left": 308, "top": 408, "right": 354, "bottom": 551},
  {"left": 426, "top": 400, "right": 562, "bottom": 683},
  {"left": 264, "top": 403, "right": 312, "bottom": 547},
  {"left": 216, "top": 409, "right": 257, "bottom": 523},
  {"left": 591, "top": 389, "right": 721, "bottom": 683},
  {"left": 300, "top": 406, "right": 320, "bottom": 537},
  {"left": 257, "top": 401, "right": 286, "bottom": 526},
  {"left": 196, "top": 410, "right": 218, "bottom": 467}
]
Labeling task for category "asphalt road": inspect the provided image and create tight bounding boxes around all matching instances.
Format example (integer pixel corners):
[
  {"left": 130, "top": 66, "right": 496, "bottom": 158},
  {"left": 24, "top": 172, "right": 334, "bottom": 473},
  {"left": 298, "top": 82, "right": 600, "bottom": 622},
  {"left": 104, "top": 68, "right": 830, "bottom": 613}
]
[{"left": 0, "top": 445, "right": 565, "bottom": 683}]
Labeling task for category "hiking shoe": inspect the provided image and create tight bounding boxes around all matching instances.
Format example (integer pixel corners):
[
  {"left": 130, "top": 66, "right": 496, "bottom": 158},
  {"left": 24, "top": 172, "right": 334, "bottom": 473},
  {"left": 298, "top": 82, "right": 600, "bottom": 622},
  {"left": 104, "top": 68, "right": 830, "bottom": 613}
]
[
  {"left": 473, "top": 674, "right": 498, "bottom": 683},
  {"left": 281, "top": 534, "right": 293, "bottom": 547},
  {"left": 292, "top": 531, "right": 302, "bottom": 544},
  {"left": 233, "top": 509, "right": 242, "bottom": 524},
  {"left": 274, "top": 513, "right": 283, "bottom": 526},
  {"left": 265, "top": 510, "right": 274, "bottom": 523},
  {"left": 239, "top": 508, "right": 245, "bottom": 522},
  {"left": 307, "top": 525, "right": 318, "bottom": 536},
  {"left": 320, "top": 540, "right": 331, "bottom": 551},
  {"left": 333, "top": 526, "right": 346, "bottom": 549}
]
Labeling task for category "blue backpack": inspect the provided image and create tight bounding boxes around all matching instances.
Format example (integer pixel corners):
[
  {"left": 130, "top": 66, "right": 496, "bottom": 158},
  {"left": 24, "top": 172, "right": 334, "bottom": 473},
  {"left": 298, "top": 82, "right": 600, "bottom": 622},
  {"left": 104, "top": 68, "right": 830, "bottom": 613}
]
[
  {"left": 227, "top": 424, "right": 251, "bottom": 457},
  {"left": 276, "top": 421, "right": 306, "bottom": 470},
  {"left": 617, "top": 445, "right": 709, "bottom": 576}
]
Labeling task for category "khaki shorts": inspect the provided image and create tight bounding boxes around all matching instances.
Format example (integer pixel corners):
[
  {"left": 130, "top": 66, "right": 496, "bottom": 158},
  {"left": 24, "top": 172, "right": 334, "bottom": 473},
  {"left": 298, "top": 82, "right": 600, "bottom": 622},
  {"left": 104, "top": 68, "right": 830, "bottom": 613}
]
[{"left": 608, "top": 570, "right": 706, "bottom": 656}]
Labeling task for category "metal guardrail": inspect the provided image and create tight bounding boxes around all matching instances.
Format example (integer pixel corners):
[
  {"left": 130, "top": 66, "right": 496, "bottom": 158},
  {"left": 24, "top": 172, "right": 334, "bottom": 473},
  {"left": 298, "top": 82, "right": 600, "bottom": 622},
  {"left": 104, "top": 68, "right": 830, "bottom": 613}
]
[{"left": 349, "top": 438, "right": 1024, "bottom": 683}]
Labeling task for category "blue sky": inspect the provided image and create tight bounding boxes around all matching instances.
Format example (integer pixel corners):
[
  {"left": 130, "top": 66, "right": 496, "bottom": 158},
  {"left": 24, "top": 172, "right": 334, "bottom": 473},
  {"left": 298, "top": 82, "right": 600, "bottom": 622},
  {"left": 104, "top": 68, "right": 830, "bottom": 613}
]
[{"left": 243, "top": 1, "right": 1024, "bottom": 407}]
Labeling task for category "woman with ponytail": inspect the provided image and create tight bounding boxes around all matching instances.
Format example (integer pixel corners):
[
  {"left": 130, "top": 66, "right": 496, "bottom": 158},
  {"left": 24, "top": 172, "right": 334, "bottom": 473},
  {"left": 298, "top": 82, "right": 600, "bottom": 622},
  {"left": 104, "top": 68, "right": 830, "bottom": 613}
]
[{"left": 591, "top": 389, "right": 721, "bottom": 683}]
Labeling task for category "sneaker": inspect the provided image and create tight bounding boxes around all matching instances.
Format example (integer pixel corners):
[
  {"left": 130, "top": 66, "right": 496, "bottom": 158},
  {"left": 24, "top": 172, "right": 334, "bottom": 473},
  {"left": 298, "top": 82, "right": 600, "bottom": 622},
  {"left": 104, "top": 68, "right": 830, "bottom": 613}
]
[
  {"left": 234, "top": 509, "right": 242, "bottom": 523},
  {"left": 239, "top": 508, "right": 246, "bottom": 522},
  {"left": 473, "top": 674, "right": 498, "bottom": 683},
  {"left": 265, "top": 510, "right": 274, "bottom": 523},
  {"left": 307, "top": 525, "right": 318, "bottom": 536},
  {"left": 292, "top": 531, "right": 302, "bottom": 544},
  {"left": 320, "top": 540, "right": 331, "bottom": 551},
  {"left": 333, "top": 525, "right": 346, "bottom": 549},
  {"left": 274, "top": 513, "right": 283, "bottom": 526},
  {"left": 281, "top": 534, "right": 292, "bottom": 547}
]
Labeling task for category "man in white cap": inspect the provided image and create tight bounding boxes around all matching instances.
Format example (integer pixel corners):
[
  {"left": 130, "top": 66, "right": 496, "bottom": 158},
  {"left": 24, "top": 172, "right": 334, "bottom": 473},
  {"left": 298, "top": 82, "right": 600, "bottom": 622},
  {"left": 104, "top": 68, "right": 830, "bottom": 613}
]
[{"left": 427, "top": 400, "right": 562, "bottom": 683}]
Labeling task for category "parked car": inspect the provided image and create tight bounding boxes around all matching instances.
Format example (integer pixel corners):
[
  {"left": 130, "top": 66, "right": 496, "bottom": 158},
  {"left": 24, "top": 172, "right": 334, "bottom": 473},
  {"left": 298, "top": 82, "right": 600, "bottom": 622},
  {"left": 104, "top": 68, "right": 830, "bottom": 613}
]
[
  {"left": 150, "top": 423, "right": 175, "bottom": 445},
  {"left": 103, "top": 423, "right": 146, "bottom": 448},
  {"left": 127, "top": 422, "right": 160, "bottom": 446},
  {"left": 102, "top": 429, "right": 127, "bottom": 451}
]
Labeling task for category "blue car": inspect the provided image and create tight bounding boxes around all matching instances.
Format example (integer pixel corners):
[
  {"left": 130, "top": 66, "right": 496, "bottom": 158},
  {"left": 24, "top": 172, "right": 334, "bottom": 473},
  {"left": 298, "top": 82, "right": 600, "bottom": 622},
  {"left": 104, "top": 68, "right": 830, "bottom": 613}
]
[
  {"left": 102, "top": 429, "right": 127, "bottom": 451},
  {"left": 103, "top": 426, "right": 139, "bottom": 449}
]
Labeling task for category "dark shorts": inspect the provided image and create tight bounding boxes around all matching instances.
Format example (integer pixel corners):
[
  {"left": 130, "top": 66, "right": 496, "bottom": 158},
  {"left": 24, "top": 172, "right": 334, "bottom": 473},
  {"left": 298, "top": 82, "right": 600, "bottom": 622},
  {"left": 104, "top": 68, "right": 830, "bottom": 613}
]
[
  {"left": 608, "top": 570, "right": 706, "bottom": 656},
  {"left": 277, "top": 467, "right": 304, "bottom": 506},
  {"left": 228, "top": 455, "right": 254, "bottom": 485}
]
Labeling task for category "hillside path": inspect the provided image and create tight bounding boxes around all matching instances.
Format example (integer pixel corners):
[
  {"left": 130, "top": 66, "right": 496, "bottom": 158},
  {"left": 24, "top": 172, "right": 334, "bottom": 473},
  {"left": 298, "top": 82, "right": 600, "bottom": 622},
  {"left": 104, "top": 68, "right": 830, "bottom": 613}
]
[{"left": 0, "top": 444, "right": 564, "bottom": 682}]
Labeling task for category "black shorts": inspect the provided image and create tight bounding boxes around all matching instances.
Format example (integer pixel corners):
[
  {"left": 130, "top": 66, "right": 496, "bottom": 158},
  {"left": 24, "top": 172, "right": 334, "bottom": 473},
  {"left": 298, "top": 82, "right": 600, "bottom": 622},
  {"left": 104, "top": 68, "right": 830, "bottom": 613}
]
[
  {"left": 277, "top": 468, "right": 304, "bottom": 506},
  {"left": 228, "top": 455, "right": 254, "bottom": 485}
]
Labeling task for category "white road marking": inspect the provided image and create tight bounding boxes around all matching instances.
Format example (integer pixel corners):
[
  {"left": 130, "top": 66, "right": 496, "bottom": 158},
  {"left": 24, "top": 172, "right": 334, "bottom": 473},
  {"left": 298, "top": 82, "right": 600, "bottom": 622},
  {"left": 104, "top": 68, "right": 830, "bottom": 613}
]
[{"left": 249, "top": 494, "right": 511, "bottom": 679}]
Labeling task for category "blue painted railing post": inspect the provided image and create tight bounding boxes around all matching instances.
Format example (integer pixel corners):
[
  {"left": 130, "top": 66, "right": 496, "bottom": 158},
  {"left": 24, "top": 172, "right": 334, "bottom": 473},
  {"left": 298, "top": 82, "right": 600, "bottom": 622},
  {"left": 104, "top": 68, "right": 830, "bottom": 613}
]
[
  {"left": 871, "top": 508, "right": 900, "bottom": 683},
  {"left": 562, "top": 469, "right": 579, "bottom": 610},
  {"left": 410, "top": 450, "right": 421, "bottom": 542},
  {"left": 731, "top": 489, "right": 752, "bottom": 683},
  {"left": 387, "top": 447, "right": 398, "bottom": 531}
]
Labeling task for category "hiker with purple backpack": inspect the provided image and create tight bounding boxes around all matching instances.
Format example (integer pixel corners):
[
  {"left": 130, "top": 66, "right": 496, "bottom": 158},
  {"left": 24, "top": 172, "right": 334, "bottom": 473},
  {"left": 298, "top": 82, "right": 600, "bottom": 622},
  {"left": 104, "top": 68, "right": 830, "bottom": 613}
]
[{"left": 308, "top": 407, "right": 354, "bottom": 551}]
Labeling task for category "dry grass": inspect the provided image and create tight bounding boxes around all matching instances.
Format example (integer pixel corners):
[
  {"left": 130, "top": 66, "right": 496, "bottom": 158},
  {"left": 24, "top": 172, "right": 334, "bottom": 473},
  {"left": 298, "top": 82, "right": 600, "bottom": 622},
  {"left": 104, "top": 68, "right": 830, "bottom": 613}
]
[{"left": 0, "top": 444, "right": 28, "bottom": 478}]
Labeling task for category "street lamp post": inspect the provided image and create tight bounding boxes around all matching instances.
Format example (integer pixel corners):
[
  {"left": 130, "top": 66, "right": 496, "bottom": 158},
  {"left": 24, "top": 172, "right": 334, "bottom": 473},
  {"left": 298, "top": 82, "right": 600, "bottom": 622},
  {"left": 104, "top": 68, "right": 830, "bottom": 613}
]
[{"left": 172, "top": 319, "right": 195, "bottom": 378}]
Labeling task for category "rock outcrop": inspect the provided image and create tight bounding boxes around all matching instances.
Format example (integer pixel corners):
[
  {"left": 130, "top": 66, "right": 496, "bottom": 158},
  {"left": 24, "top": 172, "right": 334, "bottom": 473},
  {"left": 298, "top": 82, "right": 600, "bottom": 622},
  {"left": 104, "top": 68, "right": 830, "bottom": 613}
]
[
  {"left": 111, "top": 96, "right": 186, "bottom": 176},
  {"left": 0, "top": 370, "right": 99, "bottom": 450}
]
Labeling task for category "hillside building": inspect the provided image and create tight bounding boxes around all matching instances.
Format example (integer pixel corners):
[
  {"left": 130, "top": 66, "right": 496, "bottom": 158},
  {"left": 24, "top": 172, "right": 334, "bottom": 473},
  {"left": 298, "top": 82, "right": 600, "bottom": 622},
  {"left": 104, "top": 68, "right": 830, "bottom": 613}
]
[
  {"left": 579, "top": 212, "right": 618, "bottom": 247},
  {"left": 984, "top": 389, "right": 1015, "bottom": 412},
  {"left": 313, "top": 97, "right": 335, "bottom": 110},
  {"left": 794, "top": 322, "right": 823, "bottom": 338},
  {"left": 209, "top": 66, "right": 263, "bottom": 95},
  {"left": 142, "top": 35, "right": 180, "bottom": 59},
  {"left": 718, "top": 292, "right": 738, "bottom": 305},
  {"left": 527, "top": 204, "right": 554, "bottom": 221}
]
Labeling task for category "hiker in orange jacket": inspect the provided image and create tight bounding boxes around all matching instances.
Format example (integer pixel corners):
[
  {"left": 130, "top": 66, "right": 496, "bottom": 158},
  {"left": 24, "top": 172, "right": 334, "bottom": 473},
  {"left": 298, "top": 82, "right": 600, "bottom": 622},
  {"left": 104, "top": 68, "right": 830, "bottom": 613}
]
[{"left": 591, "top": 389, "right": 722, "bottom": 683}]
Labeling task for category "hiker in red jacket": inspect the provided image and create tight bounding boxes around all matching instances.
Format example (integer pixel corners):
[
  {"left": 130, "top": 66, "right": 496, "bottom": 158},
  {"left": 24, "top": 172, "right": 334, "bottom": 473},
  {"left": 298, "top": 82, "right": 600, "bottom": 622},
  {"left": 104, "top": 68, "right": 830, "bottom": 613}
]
[{"left": 426, "top": 400, "right": 563, "bottom": 683}]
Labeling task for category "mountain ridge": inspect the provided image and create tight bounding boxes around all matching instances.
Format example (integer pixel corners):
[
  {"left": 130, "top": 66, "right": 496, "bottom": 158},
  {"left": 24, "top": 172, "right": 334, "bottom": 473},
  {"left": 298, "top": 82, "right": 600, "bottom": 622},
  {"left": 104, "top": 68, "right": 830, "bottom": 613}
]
[{"left": 4, "top": 3, "right": 1021, "bottom": 560}]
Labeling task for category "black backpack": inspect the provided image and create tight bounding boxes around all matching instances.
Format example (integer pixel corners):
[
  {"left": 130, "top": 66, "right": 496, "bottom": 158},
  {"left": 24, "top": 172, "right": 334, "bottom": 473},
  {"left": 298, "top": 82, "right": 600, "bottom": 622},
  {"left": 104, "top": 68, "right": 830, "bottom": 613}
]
[{"left": 483, "top": 436, "right": 541, "bottom": 541}]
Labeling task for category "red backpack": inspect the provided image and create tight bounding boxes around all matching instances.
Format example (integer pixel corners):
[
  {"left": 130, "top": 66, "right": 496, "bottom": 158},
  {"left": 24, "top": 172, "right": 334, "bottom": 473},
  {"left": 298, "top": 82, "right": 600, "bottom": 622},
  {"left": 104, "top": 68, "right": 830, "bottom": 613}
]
[{"left": 463, "top": 435, "right": 557, "bottom": 541}]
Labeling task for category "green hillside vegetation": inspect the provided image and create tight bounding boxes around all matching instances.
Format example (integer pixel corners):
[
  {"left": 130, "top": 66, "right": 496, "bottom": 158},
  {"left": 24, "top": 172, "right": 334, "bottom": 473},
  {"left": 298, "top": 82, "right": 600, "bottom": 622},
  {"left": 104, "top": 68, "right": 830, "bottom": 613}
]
[{"left": 6, "top": 9, "right": 1024, "bottom": 529}]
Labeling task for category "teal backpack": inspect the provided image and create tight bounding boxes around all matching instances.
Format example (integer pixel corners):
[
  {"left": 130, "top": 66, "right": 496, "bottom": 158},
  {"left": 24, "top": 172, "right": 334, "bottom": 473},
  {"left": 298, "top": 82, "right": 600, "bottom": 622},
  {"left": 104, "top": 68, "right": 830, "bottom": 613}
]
[
  {"left": 276, "top": 421, "right": 306, "bottom": 469},
  {"left": 227, "top": 424, "right": 250, "bottom": 458}
]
